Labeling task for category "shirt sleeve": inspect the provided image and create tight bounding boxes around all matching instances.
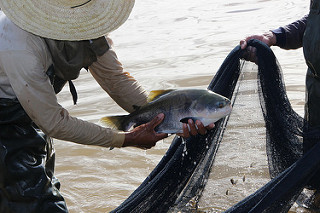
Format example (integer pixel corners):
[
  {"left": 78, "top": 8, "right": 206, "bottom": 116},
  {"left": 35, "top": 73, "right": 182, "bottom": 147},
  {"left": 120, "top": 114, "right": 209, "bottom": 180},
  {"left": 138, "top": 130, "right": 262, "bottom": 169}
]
[
  {"left": 89, "top": 38, "right": 148, "bottom": 113},
  {"left": 1, "top": 39, "right": 125, "bottom": 148},
  {"left": 272, "top": 15, "right": 308, "bottom": 49}
]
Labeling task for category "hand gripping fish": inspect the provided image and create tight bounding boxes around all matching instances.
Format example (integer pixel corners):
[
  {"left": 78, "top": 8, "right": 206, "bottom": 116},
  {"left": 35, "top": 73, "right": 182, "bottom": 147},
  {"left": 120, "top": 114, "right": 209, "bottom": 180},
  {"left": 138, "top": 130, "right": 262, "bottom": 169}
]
[{"left": 100, "top": 89, "right": 232, "bottom": 134}]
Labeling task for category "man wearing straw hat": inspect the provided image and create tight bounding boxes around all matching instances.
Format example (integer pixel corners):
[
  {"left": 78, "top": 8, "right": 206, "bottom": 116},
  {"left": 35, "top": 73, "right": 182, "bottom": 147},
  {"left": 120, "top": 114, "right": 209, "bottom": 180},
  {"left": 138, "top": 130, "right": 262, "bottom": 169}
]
[{"left": 0, "top": 1, "right": 213, "bottom": 212}]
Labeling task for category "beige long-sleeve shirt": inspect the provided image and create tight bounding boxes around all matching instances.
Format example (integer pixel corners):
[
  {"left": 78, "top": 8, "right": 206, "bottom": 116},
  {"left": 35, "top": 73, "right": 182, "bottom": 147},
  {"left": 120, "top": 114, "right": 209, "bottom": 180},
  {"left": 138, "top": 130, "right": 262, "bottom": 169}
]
[{"left": 0, "top": 12, "right": 148, "bottom": 148}]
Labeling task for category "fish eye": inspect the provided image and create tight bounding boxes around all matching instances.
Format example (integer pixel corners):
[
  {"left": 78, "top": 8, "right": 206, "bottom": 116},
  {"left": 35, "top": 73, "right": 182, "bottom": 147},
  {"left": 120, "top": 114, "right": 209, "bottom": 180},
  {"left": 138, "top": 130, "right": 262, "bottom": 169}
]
[{"left": 217, "top": 102, "right": 225, "bottom": 108}]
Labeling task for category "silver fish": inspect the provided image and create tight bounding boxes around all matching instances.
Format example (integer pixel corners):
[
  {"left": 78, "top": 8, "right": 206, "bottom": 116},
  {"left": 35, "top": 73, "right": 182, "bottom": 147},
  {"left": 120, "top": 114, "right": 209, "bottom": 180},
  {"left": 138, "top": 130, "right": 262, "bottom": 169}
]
[{"left": 100, "top": 89, "right": 232, "bottom": 134}]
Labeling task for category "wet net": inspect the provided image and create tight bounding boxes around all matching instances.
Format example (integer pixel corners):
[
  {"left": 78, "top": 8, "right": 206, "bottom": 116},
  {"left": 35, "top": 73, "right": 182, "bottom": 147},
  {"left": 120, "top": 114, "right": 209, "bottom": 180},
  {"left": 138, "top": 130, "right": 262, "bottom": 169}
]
[{"left": 111, "top": 39, "right": 320, "bottom": 213}]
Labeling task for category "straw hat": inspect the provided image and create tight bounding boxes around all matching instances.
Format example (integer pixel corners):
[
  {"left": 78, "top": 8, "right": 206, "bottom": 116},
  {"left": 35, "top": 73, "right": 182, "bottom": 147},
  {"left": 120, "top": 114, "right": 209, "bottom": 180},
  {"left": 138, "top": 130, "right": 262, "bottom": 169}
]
[{"left": 0, "top": 0, "right": 135, "bottom": 41}]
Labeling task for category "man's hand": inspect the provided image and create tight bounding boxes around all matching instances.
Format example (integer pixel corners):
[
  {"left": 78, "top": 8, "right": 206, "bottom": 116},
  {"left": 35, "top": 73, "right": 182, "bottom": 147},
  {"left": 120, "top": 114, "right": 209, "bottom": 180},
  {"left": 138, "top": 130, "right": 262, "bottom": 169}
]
[
  {"left": 178, "top": 119, "right": 215, "bottom": 138},
  {"left": 240, "top": 31, "right": 277, "bottom": 63},
  {"left": 123, "top": 113, "right": 168, "bottom": 149}
]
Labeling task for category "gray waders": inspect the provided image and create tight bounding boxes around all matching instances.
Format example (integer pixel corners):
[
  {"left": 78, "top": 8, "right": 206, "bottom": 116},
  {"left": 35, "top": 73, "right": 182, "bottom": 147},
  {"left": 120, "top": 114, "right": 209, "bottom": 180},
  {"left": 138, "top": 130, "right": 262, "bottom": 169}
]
[
  {"left": 0, "top": 99, "right": 68, "bottom": 213},
  {"left": 303, "top": 0, "right": 320, "bottom": 189}
]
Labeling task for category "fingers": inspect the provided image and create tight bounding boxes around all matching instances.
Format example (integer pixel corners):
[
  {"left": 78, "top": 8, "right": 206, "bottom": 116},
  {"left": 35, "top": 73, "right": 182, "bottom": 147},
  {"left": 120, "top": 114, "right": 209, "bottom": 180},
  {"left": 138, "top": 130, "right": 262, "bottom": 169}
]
[
  {"left": 206, "top": 123, "right": 215, "bottom": 130},
  {"left": 195, "top": 120, "right": 207, "bottom": 135},
  {"left": 240, "top": 37, "right": 257, "bottom": 62},
  {"left": 179, "top": 119, "right": 215, "bottom": 138},
  {"left": 240, "top": 35, "right": 257, "bottom": 49},
  {"left": 188, "top": 119, "right": 198, "bottom": 136},
  {"left": 240, "top": 33, "right": 275, "bottom": 63},
  {"left": 182, "top": 123, "right": 190, "bottom": 138},
  {"left": 240, "top": 40, "right": 247, "bottom": 49}
]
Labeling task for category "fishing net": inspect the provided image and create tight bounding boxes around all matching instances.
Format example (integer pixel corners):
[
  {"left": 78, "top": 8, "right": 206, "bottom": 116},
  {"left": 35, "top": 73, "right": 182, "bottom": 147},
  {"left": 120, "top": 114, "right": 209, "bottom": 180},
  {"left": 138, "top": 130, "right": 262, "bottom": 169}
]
[{"left": 111, "top": 39, "right": 320, "bottom": 213}]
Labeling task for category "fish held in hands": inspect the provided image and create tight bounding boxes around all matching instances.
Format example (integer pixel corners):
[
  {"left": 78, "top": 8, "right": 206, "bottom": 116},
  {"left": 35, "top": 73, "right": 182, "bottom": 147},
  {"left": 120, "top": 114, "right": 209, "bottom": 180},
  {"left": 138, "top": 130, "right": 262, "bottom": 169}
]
[{"left": 100, "top": 89, "right": 232, "bottom": 134}]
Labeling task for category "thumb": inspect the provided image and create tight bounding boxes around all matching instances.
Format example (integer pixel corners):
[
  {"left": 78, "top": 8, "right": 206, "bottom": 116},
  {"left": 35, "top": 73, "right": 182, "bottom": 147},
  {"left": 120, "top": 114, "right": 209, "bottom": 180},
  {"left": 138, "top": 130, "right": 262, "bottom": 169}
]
[
  {"left": 150, "top": 113, "right": 165, "bottom": 128},
  {"left": 151, "top": 114, "right": 168, "bottom": 140}
]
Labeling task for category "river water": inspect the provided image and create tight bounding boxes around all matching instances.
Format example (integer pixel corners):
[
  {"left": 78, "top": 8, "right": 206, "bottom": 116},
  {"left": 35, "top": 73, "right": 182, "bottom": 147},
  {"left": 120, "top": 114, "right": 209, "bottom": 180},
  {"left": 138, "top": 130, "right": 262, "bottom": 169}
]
[{"left": 54, "top": 0, "right": 308, "bottom": 212}]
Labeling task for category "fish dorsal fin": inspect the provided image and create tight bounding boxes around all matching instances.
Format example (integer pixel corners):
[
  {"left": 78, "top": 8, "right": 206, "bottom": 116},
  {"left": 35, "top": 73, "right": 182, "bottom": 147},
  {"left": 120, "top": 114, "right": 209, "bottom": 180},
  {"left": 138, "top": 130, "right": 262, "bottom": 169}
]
[{"left": 147, "top": 89, "right": 175, "bottom": 102}]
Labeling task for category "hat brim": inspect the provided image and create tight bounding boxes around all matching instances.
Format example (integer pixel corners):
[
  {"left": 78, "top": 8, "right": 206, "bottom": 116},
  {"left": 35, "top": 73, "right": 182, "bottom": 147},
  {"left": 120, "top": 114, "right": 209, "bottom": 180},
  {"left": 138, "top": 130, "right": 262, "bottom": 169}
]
[{"left": 0, "top": 0, "right": 135, "bottom": 41}]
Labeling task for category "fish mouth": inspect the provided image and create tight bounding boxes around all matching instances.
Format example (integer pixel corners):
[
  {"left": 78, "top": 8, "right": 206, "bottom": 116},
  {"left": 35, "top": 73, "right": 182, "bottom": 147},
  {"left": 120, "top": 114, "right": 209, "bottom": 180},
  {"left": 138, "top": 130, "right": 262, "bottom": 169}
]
[
  {"left": 227, "top": 101, "right": 232, "bottom": 110},
  {"left": 222, "top": 106, "right": 232, "bottom": 117},
  {"left": 226, "top": 103, "right": 232, "bottom": 114},
  {"left": 218, "top": 102, "right": 232, "bottom": 118}
]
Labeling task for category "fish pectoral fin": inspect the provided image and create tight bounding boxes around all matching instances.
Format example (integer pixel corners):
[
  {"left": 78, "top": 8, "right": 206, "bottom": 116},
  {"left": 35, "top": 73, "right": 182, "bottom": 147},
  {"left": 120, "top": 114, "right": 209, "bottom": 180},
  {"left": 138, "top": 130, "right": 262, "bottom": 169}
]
[
  {"left": 180, "top": 117, "right": 199, "bottom": 124},
  {"left": 147, "top": 89, "right": 175, "bottom": 102}
]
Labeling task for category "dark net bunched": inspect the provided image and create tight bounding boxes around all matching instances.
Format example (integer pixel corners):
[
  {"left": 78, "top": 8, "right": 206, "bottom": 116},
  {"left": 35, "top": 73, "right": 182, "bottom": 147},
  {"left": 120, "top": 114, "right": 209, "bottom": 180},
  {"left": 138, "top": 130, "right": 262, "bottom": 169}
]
[{"left": 112, "top": 40, "right": 320, "bottom": 213}]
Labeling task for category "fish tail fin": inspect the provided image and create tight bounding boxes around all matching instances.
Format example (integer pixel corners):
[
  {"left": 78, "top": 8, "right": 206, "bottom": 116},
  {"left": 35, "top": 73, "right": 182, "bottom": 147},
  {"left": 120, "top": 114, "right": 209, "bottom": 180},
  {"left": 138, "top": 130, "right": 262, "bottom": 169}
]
[{"left": 100, "top": 115, "right": 128, "bottom": 131}]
